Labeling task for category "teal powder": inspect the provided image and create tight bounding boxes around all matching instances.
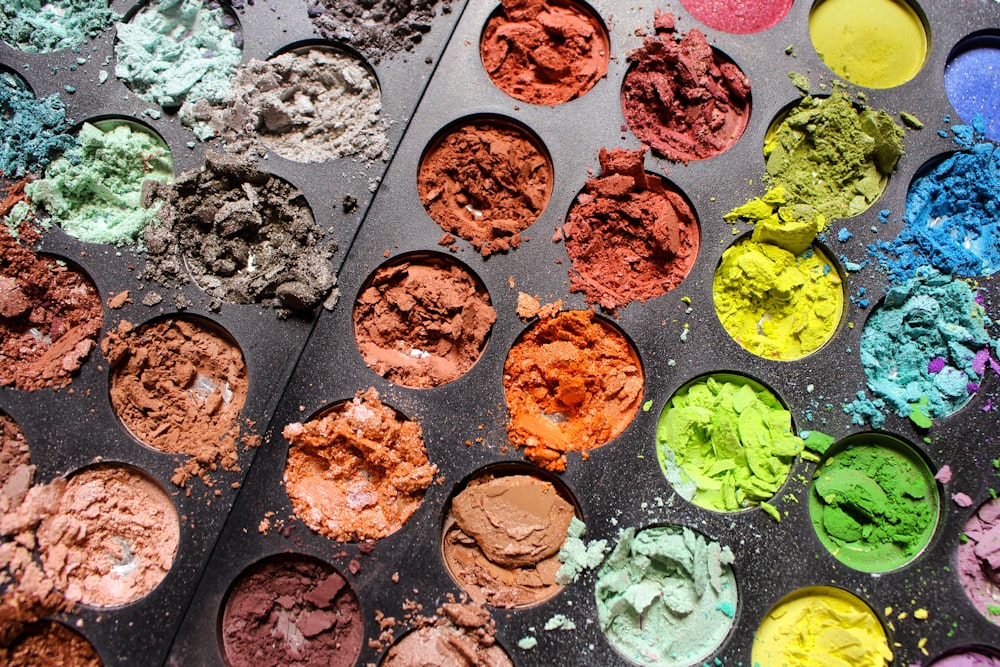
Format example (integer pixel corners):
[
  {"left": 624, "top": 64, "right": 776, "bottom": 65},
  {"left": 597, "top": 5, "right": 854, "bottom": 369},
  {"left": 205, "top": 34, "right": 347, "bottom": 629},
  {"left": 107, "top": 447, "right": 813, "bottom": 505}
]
[
  {"left": 595, "top": 525, "right": 737, "bottom": 667},
  {"left": 0, "top": 74, "right": 77, "bottom": 178},
  {"left": 0, "top": 0, "right": 118, "bottom": 53},
  {"left": 114, "top": 0, "right": 242, "bottom": 110},
  {"left": 26, "top": 122, "right": 174, "bottom": 246},
  {"left": 847, "top": 269, "right": 998, "bottom": 423}
]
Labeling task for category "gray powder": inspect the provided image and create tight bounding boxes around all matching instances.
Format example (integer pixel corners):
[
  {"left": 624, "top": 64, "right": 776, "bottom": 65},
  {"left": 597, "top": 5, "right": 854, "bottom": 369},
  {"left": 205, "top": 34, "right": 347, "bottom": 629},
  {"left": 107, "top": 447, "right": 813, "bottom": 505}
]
[
  {"left": 184, "top": 48, "right": 387, "bottom": 162},
  {"left": 142, "top": 152, "right": 338, "bottom": 317}
]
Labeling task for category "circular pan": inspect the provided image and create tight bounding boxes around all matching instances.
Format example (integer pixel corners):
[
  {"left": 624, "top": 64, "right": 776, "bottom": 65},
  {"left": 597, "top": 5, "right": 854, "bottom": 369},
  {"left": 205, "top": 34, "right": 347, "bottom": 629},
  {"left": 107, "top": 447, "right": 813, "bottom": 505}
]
[
  {"left": 594, "top": 523, "right": 738, "bottom": 667},
  {"left": 231, "top": 40, "right": 386, "bottom": 163},
  {"left": 0, "top": 0, "right": 118, "bottom": 54},
  {"left": 282, "top": 387, "right": 437, "bottom": 542},
  {"left": 114, "top": 0, "right": 244, "bottom": 111},
  {"left": 763, "top": 92, "right": 905, "bottom": 220},
  {"left": 353, "top": 251, "right": 497, "bottom": 388},
  {"left": 809, "top": 0, "right": 928, "bottom": 89},
  {"left": 29, "top": 117, "right": 174, "bottom": 246},
  {"left": 958, "top": 496, "right": 1000, "bottom": 626},
  {"left": 808, "top": 431, "right": 940, "bottom": 573},
  {"left": 679, "top": 0, "right": 792, "bottom": 34},
  {"left": 39, "top": 463, "right": 180, "bottom": 608},
  {"left": 621, "top": 17, "right": 751, "bottom": 161},
  {"left": 220, "top": 553, "right": 363, "bottom": 667},
  {"left": 379, "top": 606, "right": 513, "bottom": 666},
  {"left": 417, "top": 114, "right": 554, "bottom": 256},
  {"left": 440, "top": 462, "right": 582, "bottom": 609},
  {"left": 751, "top": 586, "right": 892, "bottom": 666},
  {"left": 480, "top": 0, "right": 610, "bottom": 105},
  {"left": 1, "top": 619, "right": 102, "bottom": 666},
  {"left": 946, "top": 32, "right": 1000, "bottom": 142},
  {"left": 929, "top": 647, "right": 1000, "bottom": 667},
  {"left": 712, "top": 232, "right": 846, "bottom": 361},
  {"left": 655, "top": 371, "right": 802, "bottom": 513},
  {"left": 503, "top": 309, "right": 644, "bottom": 472},
  {"left": 0, "top": 66, "right": 31, "bottom": 96},
  {"left": 106, "top": 315, "right": 248, "bottom": 461},
  {"left": 0, "top": 251, "right": 103, "bottom": 391},
  {"left": 564, "top": 147, "right": 699, "bottom": 311}
]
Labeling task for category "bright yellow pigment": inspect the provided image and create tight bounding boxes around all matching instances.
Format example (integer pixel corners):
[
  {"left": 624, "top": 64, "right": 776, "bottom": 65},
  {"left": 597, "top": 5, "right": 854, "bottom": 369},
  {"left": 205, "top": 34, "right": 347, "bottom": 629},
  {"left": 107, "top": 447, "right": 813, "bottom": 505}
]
[
  {"left": 752, "top": 586, "right": 894, "bottom": 667},
  {"left": 810, "top": 0, "right": 927, "bottom": 88}
]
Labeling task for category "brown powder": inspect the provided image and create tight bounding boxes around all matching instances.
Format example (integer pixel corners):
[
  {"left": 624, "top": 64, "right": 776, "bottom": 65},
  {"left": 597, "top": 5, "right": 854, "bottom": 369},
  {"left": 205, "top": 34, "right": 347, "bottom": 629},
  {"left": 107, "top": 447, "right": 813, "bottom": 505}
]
[
  {"left": 1, "top": 621, "right": 102, "bottom": 666},
  {"left": 417, "top": 120, "right": 553, "bottom": 255},
  {"left": 0, "top": 182, "right": 103, "bottom": 390},
  {"left": 353, "top": 255, "right": 496, "bottom": 388},
  {"left": 503, "top": 310, "right": 644, "bottom": 471},
  {"left": 0, "top": 412, "right": 30, "bottom": 491},
  {"left": 103, "top": 317, "right": 249, "bottom": 487},
  {"left": 283, "top": 388, "right": 437, "bottom": 542}
]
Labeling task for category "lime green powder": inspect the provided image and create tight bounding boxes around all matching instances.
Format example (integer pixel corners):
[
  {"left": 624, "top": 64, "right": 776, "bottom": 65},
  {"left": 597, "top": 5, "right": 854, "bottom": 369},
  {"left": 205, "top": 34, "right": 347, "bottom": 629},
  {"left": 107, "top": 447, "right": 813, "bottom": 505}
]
[
  {"left": 764, "top": 89, "right": 905, "bottom": 220},
  {"left": 27, "top": 121, "right": 174, "bottom": 246},
  {"left": 656, "top": 375, "right": 804, "bottom": 512}
]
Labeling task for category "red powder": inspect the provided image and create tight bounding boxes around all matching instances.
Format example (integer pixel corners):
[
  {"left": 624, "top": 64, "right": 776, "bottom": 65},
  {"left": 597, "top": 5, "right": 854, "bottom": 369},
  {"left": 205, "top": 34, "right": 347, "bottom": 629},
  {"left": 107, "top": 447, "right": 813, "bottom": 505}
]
[
  {"left": 480, "top": 0, "right": 609, "bottom": 105},
  {"left": 563, "top": 147, "right": 698, "bottom": 311},
  {"left": 680, "top": 0, "right": 793, "bottom": 34},
  {"left": 621, "top": 11, "right": 751, "bottom": 161}
]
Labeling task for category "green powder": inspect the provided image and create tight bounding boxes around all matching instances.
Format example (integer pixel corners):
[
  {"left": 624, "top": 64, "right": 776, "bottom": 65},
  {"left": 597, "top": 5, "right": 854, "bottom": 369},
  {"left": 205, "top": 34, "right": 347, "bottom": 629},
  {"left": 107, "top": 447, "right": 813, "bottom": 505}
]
[
  {"left": 656, "top": 374, "right": 803, "bottom": 512},
  {"left": 764, "top": 89, "right": 905, "bottom": 219},
  {"left": 809, "top": 438, "right": 939, "bottom": 572},
  {"left": 0, "top": 0, "right": 118, "bottom": 53},
  {"left": 27, "top": 121, "right": 174, "bottom": 246}
]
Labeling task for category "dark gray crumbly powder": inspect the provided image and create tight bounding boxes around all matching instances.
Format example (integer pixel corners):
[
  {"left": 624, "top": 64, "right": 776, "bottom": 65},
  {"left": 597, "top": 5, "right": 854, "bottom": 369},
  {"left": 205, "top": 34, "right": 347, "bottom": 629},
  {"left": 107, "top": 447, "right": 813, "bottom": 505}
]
[
  {"left": 142, "top": 152, "right": 338, "bottom": 317},
  {"left": 307, "top": 0, "right": 451, "bottom": 63}
]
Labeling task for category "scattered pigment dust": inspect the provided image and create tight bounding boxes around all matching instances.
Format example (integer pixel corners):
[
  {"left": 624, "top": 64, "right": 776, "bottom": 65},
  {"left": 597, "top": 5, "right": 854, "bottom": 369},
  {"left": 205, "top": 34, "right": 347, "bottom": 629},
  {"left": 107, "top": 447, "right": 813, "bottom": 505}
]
[
  {"left": 1, "top": 621, "right": 102, "bottom": 667},
  {"left": 143, "top": 152, "right": 338, "bottom": 315},
  {"left": 853, "top": 271, "right": 998, "bottom": 425},
  {"left": 595, "top": 525, "right": 737, "bottom": 667},
  {"left": 0, "top": 202, "right": 103, "bottom": 391},
  {"left": 26, "top": 121, "right": 174, "bottom": 246},
  {"left": 221, "top": 556, "right": 363, "bottom": 667},
  {"left": 353, "top": 254, "right": 496, "bottom": 388},
  {"left": 480, "top": 0, "right": 610, "bottom": 106},
  {"left": 35, "top": 465, "right": 180, "bottom": 608},
  {"left": 0, "top": 0, "right": 118, "bottom": 53},
  {"left": 958, "top": 496, "right": 1000, "bottom": 625},
  {"left": 715, "top": 187, "right": 843, "bottom": 360},
  {"left": 441, "top": 472, "right": 576, "bottom": 608},
  {"left": 808, "top": 438, "right": 939, "bottom": 572},
  {"left": 114, "top": 0, "right": 242, "bottom": 112},
  {"left": 678, "top": 0, "right": 793, "bottom": 34},
  {"left": 872, "top": 138, "right": 1000, "bottom": 280},
  {"left": 187, "top": 47, "right": 388, "bottom": 159},
  {"left": 622, "top": 11, "right": 751, "bottom": 162},
  {"left": 417, "top": 118, "right": 553, "bottom": 256},
  {"left": 503, "top": 309, "right": 644, "bottom": 472},
  {"left": 308, "top": 0, "right": 451, "bottom": 64},
  {"left": 563, "top": 147, "right": 698, "bottom": 311},
  {"left": 0, "top": 74, "right": 77, "bottom": 179},
  {"left": 283, "top": 388, "right": 438, "bottom": 542},
  {"left": 764, "top": 87, "right": 905, "bottom": 219},
  {"left": 380, "top": 598, "right": 513, "bottom": 667},
  {"left": 655, "top": 374, "right": 804, "bottom": 512},
  {"left": 751, "top": 586, "right": 893, "bottom": 667},
  {"left": 103, "top": 317, "right": 249, "bottom": 487}
]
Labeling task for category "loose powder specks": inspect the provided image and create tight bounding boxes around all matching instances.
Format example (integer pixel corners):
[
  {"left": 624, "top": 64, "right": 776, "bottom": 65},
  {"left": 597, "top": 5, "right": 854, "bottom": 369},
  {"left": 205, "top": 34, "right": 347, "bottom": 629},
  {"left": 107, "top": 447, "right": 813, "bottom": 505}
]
[
  {"left": 283, "top": 388, "right": 437, "bottom": 542},
  {"left": 103, "top": 317, "right": 249, "bottom": 487}
]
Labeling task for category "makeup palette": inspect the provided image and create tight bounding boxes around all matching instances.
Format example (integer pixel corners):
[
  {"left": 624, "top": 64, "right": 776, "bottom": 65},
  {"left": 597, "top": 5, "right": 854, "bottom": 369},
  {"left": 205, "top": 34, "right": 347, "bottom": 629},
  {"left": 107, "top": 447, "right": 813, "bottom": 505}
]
[{"left": 3, "top": 0, "right": 1000, "bottom": 666}]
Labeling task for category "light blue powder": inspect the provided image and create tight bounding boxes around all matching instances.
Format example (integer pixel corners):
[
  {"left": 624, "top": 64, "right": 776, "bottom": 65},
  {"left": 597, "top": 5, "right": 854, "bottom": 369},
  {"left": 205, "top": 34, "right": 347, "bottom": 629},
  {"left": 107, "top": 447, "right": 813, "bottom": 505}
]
[
  {"left": 0, "top": 73, "right": 77, "bottom": 178},
  {"left": 847, "top": 269, "right": 998, "bottom": 425},
  {"left": 870, "top": 121, "right": 1000, "bottom": 280},
  {"left": 0, "top": 0, "right": 118, "bottom": 53}
]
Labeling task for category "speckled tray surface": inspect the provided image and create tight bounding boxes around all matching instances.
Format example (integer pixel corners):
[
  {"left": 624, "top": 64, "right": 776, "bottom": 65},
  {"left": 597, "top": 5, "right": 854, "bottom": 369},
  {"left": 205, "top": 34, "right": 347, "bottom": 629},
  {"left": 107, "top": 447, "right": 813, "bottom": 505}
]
[{"left": 4, "top": 0, "right": 1000, "bottom": 666}]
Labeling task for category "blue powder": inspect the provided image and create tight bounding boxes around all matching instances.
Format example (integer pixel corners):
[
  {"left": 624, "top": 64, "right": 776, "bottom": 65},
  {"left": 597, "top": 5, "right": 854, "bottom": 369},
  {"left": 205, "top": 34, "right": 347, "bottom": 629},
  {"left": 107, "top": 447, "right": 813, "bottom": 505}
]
[
  {"left": 870, "top": 126, "right": 1000, "bottom": 281},
  {"left": 851, "top": 269, "right": 998, "bottom": 423},
  {"left": 837, "top": 227, "right": 853, "bottom": 242},
  {"left": 946, "top": 41, "right": 1000, "bottom": 142},
  {"left": 0, "top": 74, "right": 77, "bottom": 178}
]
